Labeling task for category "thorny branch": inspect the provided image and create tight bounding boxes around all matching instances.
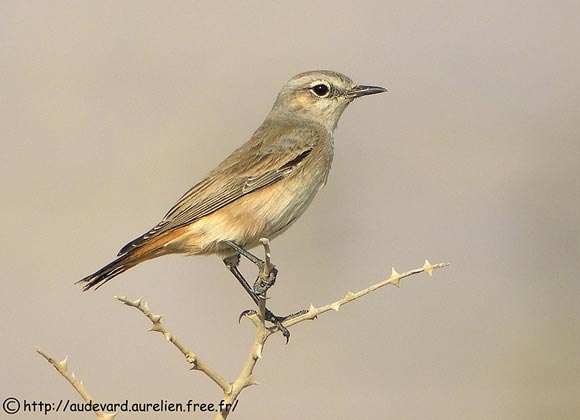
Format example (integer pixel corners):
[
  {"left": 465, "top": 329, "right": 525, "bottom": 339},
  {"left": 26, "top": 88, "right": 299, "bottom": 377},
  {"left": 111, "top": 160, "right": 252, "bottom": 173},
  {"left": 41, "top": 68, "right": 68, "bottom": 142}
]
[
  {"left": 39, "top": 239, "right": 449, "bottom": 419},
  {"left": 36, "top": 347, "right": 116, "bottom": 420},
  {"left": 266, "top": 259, "right": 449, "bottom": 337},
  {"left": 115, "top": 240, "right": 448, "bottom": 419},
  {"left": 114, "top": 296, "right": 231, "bottom": 395}
]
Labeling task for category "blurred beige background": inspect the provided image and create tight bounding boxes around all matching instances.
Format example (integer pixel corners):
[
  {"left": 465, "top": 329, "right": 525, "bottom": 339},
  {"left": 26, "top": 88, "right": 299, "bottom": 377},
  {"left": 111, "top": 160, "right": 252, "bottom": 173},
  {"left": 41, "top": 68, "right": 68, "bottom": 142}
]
[{"left": 1, "top": 1, "right": 579, "bottom": 419}]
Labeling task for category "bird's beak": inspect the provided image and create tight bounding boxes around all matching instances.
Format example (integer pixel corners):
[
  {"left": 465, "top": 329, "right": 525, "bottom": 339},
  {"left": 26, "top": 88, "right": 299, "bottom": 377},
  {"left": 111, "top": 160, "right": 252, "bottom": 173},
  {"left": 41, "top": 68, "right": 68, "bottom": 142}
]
[{"left": 348, "top": 84, "right": 388, "bottom": 99}]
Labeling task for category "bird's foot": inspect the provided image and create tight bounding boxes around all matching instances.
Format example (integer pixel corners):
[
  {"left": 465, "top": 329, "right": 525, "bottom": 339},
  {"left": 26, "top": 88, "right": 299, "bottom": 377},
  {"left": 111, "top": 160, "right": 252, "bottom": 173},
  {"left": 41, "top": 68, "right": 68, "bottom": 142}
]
[
  {"left": 253, "top": 265, "right": 277, "bottom": 297},
  {"left": 239, "top": 307, "right": 307, "bottom": 343}
]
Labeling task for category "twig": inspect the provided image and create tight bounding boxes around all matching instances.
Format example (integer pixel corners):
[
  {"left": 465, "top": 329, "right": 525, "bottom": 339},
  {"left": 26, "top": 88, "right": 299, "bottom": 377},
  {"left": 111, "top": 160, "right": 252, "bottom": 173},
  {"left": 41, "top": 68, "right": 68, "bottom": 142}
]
[
  {"left": 115, "top": 297, "right": 255, "bottom": 420},
  {"left": 266, "top": 260, "right": 450, "bottom": 337},
  {"left": 216, "top": 307, "right": 264, "bottom": 420},
  {"left": 215, "top": 240, "right": 276, "bottom": 419},
  {"left": 36, "top": 347, "right": 116, "bottom": 420},
  {"left": 114, "top": 296, "right": 231, "bottom": 394}
]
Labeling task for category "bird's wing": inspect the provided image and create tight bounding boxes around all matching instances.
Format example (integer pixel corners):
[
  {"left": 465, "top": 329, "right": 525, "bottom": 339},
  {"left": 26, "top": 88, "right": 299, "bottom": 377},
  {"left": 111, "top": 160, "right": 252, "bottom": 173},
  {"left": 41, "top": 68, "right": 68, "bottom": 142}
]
[{"left": 117, "top": 134, "right": 315, "bottom": 256}]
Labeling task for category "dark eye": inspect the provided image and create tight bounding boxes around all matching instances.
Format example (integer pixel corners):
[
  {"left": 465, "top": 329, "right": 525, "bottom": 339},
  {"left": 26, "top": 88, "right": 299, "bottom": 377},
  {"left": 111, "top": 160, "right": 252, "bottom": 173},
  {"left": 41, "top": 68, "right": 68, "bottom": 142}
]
[{"left": 310, "top": 83, "right": 330, "bottom": 97}]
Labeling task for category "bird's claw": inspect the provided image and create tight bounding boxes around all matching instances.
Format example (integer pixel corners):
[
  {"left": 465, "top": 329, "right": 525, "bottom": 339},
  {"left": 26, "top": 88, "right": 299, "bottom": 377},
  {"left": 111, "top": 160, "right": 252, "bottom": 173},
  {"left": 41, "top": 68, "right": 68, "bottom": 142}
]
[{"left": 238, "top": 309, "right": 257, "bottom": 323}]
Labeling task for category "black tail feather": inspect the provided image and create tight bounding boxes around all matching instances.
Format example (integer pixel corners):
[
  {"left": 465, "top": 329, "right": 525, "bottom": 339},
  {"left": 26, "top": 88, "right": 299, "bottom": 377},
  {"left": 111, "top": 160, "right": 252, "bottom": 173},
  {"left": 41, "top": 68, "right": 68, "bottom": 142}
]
[{"left": 76, "top": 254, "right": 136, "bottom": 291}]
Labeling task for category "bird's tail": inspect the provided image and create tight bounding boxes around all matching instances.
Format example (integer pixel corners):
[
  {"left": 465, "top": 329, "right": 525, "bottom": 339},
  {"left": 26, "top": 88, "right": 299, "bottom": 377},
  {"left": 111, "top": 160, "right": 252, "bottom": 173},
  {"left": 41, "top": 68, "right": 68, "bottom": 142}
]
[
  {"left": 76, "top": 251, "right": 150, "bottom": 291},
  {"left": 77, "top": 225, "right": 189, "bottom": 291}
]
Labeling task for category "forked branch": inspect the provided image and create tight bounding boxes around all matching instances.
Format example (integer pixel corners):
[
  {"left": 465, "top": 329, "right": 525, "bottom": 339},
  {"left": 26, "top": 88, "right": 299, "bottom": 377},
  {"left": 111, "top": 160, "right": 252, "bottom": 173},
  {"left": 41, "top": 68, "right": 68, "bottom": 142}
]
[
  {"left": 115, "top": 241, "right": 448, "bottom": 419},
  {"left": 39, "top": 239, "right": 449, "bottom": 420}
]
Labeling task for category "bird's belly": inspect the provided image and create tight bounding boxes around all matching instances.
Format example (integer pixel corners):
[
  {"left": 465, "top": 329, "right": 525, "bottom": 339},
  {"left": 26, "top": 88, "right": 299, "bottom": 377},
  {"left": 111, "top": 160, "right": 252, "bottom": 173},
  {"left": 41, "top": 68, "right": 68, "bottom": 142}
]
[{"left": 170, "top": 172, "right": 325, "bottom": 256}]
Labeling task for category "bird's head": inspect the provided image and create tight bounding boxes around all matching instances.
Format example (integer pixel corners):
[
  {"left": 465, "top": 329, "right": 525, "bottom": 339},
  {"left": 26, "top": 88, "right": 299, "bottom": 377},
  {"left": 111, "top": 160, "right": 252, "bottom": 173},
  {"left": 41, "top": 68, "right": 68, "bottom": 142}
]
[{"left": 271, "top": 70, "right": 387, "bottom": 130}]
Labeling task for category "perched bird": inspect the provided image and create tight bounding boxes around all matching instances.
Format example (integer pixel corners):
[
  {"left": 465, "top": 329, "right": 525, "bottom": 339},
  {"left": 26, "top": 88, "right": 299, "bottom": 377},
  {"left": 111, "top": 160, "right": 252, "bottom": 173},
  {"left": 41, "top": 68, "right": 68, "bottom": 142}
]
[{"left": 78, "top": 70, "right": 386, "bottom": 294}]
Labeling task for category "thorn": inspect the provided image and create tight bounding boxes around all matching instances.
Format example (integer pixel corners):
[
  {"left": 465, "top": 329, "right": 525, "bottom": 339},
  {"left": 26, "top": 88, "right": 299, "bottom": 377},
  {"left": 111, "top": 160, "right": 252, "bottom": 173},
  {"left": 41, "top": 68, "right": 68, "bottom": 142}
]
[
  {"left": 134, "top": 298, "right": 143, "bottom": 307},
  {"left": 150, "top": 313, "right": 162, "bottom": 323},
  {"left": 330, "top": 302, "right": 341, "bottom": 312},
  {"left": 307, "top": 304, "right": 318, "bottom": 319},
  {"left": 246, "top": 374, "right": 260, "bottom": 386},
  {"left": 71, "top": 372, "right": 76, "bottom": 380},
  {"left": 423, "top": 259, "right": 434, "bottom": 277},
  {"left": 148, "top": 323, "right": 164, "bottom": 334},
  {"left": 344, "top": 291, "right": 355, "bottom": 300},
  {"left": 389, "top": 267, "right": 401, "bottom": 287},
  {"left": 58, "top": 356, "right": 68, "bottom": 372}
]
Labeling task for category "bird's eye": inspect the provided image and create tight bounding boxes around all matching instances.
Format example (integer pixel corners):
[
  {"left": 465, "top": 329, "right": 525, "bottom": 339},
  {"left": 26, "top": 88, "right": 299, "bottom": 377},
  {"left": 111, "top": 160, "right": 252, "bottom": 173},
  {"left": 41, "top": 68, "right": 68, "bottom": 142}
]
[{"left": 310, "top": 83, "right": 330, "bottom": 97}]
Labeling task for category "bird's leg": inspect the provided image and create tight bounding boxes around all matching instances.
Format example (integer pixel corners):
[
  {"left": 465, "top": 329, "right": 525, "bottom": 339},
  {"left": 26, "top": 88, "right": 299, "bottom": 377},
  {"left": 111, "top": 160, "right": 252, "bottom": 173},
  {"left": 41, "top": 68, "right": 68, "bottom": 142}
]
[
  {"left": 223, "top": 240, "right": 277, "bottom": 296},
  {"left": 223, "top": 240, "right": 264, "bottom": 266},
  {"left": 222, "top": 240, "right": 292, "bottom": 341},
  {"left": 222, "top": 252, "right": 281, "bottom": 317},
  {"left": 223, "top": 254, "right": 259, "bottom": 305},
  {"left": 252, "top": 239, "right": 309, "bottom": 328}
]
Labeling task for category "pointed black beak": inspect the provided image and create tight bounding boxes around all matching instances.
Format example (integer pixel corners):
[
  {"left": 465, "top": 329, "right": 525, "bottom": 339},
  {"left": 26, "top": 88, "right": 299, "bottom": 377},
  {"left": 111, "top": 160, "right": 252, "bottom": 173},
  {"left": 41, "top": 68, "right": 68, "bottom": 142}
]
[{"left": 348, "top": 84, "right": 388, "bottom": 99}]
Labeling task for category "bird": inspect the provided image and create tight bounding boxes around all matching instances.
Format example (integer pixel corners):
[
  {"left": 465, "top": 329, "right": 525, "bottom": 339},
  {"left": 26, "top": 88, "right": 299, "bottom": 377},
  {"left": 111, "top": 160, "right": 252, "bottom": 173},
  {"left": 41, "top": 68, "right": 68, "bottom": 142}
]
[{"left": 77, "top": 70, "right": 386, "bottom": 296}]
